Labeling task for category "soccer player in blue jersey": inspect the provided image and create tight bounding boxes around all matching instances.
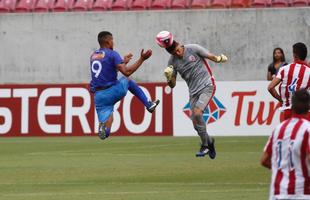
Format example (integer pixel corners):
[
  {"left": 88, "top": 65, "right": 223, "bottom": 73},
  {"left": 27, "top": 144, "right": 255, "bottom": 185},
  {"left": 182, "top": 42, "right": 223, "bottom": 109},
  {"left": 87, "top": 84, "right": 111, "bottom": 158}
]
[{"left": 90, "top": 31, "right": 160, "bottom": 140}]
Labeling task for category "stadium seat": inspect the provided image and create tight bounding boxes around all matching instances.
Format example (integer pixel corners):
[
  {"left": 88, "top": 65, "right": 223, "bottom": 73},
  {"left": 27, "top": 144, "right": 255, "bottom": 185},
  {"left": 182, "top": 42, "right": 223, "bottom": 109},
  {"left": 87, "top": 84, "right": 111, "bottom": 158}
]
[
  {"left": 291, "top": 0, "right": 308, "bottom": 6},
  {"left": 111, "top": 0, "right": 131, "bottom": 10},
  {"left": 131, "top": 0, "right": 151, "bottom": 10},
  {"left": 72, "top": 0, "right": 93, "bottom": 11},
  {"left": 190, "top": 0, "right": 208, "bottom": 8},
  {"left": 270, "top": 0, "right": 288, "bottom": 7},
  {"left": 92, "top": 0, "right": 112, "bottom": 10},
  {"left": 0, "top": 0, "right": 10, "bottom": 12},
  {"left": 15, "top": 0, "right": 37, "bottom": 12},
  {"left": 171, "top": 0, "right": 189, "bottom": 9},
  {"left": 231, "top": 0, "right": 249, "bottom": 7},
  {"left": 210, "top": 0, "right": 229, "bottom": 8},
  {"left": 34, "top": 0, "right": 55, "bottom": 11},
  {"left": 0, "top": 0, "right": 16, "bottom": 12},
  {"left": 250, "top": 0, "right": 269, "bottom": 7},
  {"left": 150, "top": 0, "right": 171, "bottom": 9},
  {"left": 53, "top": 0, "right": 74, "bottom": 11}
]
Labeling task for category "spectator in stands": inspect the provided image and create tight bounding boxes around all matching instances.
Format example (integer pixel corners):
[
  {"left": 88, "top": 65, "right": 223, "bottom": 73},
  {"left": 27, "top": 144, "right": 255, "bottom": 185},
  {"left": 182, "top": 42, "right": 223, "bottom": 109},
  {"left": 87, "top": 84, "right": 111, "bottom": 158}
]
[{"left": 267, "top": 47, "right": 287, "bottom": 81}]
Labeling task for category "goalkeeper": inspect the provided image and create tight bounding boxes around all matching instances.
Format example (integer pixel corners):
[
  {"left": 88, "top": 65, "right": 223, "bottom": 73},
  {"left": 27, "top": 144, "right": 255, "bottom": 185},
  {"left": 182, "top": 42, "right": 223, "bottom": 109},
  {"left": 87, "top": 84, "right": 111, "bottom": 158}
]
[{"left": 156, "top": 31, "right": 227, "bottom": 158}]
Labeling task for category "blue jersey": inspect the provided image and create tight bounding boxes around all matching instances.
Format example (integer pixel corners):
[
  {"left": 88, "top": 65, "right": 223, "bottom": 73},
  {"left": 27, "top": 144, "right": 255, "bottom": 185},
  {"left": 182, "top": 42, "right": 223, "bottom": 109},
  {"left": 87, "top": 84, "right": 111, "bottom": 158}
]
[{"left": 90, "top": 48, "right": 123, "bottom": 92}]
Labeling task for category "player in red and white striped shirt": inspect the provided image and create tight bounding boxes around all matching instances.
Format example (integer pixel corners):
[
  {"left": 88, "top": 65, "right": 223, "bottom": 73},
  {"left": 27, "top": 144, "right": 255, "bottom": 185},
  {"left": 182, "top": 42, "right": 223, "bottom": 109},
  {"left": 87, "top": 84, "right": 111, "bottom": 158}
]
[
  {"left": 261, "top": 88, "right": 310, "bottom": 200},
  {"left": 268, "top": 42, "right": 310, "bottom": 121}
]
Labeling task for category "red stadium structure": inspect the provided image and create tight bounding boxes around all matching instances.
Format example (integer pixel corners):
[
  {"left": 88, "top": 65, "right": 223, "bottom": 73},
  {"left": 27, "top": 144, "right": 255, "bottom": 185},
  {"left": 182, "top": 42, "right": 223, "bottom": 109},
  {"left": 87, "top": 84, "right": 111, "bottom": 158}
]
[{"left": 0, "top": 0, "right": 308, "bottom": 12}]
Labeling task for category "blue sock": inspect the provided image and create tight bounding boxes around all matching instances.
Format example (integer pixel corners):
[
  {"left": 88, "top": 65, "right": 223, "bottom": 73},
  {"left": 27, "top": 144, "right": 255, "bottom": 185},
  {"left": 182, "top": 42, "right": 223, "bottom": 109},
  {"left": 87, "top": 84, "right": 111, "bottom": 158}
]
[
  {"left": 128, "top": 79, "right": 151, "bottom": 108},
  {"left": 105, "top": 127, "right": 110, "bottom": 137}
]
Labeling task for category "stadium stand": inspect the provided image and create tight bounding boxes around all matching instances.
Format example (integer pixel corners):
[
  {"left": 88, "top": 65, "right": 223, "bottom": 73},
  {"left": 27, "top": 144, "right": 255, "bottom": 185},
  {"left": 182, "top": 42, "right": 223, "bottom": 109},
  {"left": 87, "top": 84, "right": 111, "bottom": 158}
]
[
  {"left": 53, "top": 0, "right": 74, "bottom": 11},
  {"left": 190, "top": 0, "right": 208, "bottom": 8},
  {"left": 92, "top": 0, "right": 112, "bottom": 10},
  {"left": 250, "top": 0, "right": 269, "bottom": 7},
  {"left": 270, "top": 0, "right": 289, "bottom": 7},
  {"left": 111, "top": 0, "right": 132, "bottom": 10},
  {"left": 291, "top": 0, "right": 308, "bottom": 6},
  {"left": 150, "top": 0, "right": 172, "bottom": 9},
  {"left": 15, "top": 0, "right": 36, "bottom": 12},
  {"left": 231, "top": 0, "right": 250, "bottom": 7},
  {"left": 209, "top": 0, "right": 229, "bottom": 8},
  {"left": 34, "top": 0, "right": 55, "bottom": 11},
  {"left": 131, "top": 0, "right": 152, "bottom": 10},
  {"left": 171, "top": 0, "right": 190, "bottom": 9},
  {"left": 0, "top": 0, "right": 17, "bottom": 12},
  {"left": 72, "top": 0, "right": 93, "bottom": 11},
  {"left": 0, "top": 0, "right": 309, "bottom": 13}
]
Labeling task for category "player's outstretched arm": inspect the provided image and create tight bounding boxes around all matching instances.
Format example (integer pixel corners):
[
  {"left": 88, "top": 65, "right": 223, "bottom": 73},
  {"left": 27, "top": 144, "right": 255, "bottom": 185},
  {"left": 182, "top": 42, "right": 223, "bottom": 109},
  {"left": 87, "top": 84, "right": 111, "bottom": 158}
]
[
  {"left": 207, "top": 53, "right": 228, "bottom": 63},
  {"left": 118, "top": 49, "right": 152, "bottom": 77},
  {"left": 189, "top": 44, "right": 227, "bottom": 63}
]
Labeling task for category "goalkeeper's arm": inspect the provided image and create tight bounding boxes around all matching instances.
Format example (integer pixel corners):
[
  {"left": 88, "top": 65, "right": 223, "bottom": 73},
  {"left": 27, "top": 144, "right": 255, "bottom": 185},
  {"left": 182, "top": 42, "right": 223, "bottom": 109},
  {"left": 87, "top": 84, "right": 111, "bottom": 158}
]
[
  {"left": 207, "top": 53, "right": 228, "bottom": 63},
  {"left": 188, "top": 44, "right": 227, "bottom": 63}
]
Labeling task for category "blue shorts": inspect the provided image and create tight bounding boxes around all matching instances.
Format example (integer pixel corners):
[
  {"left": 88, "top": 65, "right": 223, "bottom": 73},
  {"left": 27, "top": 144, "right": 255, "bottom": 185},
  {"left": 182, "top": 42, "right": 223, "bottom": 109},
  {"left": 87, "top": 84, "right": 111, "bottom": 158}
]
[{"left": 94, "top": 77, "right": 129, "bottom": 123}]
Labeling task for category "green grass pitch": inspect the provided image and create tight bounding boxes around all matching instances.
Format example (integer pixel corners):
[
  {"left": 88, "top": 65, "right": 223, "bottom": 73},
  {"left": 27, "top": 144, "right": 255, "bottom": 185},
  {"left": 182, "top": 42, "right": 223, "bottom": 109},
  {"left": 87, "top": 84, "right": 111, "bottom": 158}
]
[{"left": 0, "top": 136, "right": 270, "bottom": 200}]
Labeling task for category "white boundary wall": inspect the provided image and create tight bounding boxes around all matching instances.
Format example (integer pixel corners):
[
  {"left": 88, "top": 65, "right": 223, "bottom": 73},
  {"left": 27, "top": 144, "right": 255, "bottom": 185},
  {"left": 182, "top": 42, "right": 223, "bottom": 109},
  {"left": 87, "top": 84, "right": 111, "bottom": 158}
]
[{"left": 0, "top": 8, "right": 309, "bottom": 83}]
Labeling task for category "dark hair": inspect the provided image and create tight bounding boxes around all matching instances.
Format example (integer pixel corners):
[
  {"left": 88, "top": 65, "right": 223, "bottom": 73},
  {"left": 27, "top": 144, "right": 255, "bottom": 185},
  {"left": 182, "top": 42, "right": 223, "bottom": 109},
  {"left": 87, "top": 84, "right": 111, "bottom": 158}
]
[
  {"left": 293, "top": 42, "right": 307, "bottom": 61},
  {"left": 273, "top": 47, "right": 286, "bottom": 63},
  {"left": 165, "top": 40, "right": 179, "bottom": 54},
  {"left": 292, "top": 88, "right": 310, "bottom": 115},
  {"left": 97, "top": 31, "right": 112, "bottom": 45}
]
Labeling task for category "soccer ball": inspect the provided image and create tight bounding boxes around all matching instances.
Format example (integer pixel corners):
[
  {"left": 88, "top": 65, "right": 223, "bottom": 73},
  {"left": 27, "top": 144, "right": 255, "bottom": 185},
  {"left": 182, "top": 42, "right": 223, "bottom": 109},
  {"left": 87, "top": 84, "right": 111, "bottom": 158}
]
[{"left": 155, "top": 31, "right": 174, "bottom": 48}]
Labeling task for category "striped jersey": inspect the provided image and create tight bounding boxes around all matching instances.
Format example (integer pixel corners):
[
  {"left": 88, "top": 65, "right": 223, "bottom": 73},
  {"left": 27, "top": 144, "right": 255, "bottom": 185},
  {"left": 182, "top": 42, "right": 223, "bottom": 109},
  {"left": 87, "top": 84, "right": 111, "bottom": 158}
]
[
  {"left": 168, "top": 44, "right": 215, "bottom": 97},
  {"left": 276, "top": 61, "right": 310, "bottom": 111},
  {"left": 264, "top": 116, "right": 310, "bottom": 200}
]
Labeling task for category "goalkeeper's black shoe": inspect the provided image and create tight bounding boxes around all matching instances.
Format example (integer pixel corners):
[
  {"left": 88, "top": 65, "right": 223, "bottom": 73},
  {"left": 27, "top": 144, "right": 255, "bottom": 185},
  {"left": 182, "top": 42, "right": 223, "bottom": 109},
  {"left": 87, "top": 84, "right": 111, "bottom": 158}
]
[
  {"left": 207, "top": 138, "right": 216, "bottom": 159},
  {"left": 147, "top": 99, "right": 160, "bottom": 113}
]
